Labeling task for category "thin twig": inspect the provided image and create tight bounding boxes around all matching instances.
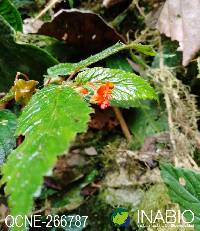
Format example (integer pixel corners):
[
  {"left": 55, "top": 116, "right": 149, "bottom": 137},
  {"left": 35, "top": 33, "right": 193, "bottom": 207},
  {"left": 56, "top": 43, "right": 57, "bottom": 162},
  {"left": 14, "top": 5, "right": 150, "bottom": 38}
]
[
  {"left": 34, "top": 0, "right": 62, "bottom": 21},
  {"left": 67, "top": 72, "right": 77, "bottom": 81},
  {"left": 133, "top": 0, "right": 146, "bottom": 18},
  {"left": 113, "top": 107, "right": 132, "bottom": 142}
]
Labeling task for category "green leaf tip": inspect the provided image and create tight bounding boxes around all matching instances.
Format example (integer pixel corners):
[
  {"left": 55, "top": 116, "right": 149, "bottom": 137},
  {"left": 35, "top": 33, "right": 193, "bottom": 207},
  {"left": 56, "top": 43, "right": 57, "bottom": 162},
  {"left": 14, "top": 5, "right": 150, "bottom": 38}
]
[{"left": 47, "top": 42, "right": 156, "bottom": 78}]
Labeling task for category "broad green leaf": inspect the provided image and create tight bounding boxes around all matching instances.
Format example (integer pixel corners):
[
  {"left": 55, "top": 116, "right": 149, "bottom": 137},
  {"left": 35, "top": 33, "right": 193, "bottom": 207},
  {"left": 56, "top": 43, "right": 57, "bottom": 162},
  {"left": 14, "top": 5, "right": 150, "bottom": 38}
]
[
  {"left": 0, "top": 16, "right": 58, "bottom": 92},
  {"left": 75, "top": 67, "right": 157, "bottom": 108},
  {"left": 0, "top": 110, "right": 17, "bottom": 164},
  {"left": 47, "top": 42, "right": 155, "bottom": 78},
  {"left": 1, "top": 85, "right": 92, "bottom": 231},
  {"left": 161, "top": 163, "right": 200, "bottom": 230},
  {"left": 0, "top": 0, "right": 22, "bottom": 31},
  {"left": 128, "top": 101, "right": 168, "bottom": 148}
]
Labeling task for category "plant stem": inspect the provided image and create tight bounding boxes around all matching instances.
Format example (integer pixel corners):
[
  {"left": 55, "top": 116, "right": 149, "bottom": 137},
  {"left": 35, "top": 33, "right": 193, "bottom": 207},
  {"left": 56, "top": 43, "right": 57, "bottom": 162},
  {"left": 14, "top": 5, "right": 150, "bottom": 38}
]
[
  {"left": 67, "top": 71, "right": 76, "bottom": 81},
  {"left": 34, "top": 0, "right": 62, "bottom": 21},
  {"left": 113, "top": 107, "right": 132, "bottom": 142}
]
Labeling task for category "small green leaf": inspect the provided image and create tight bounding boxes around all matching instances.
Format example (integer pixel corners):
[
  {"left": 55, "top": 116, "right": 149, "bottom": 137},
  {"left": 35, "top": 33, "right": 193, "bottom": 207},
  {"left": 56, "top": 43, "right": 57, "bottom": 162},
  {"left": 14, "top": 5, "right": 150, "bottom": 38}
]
[
  {"left": 161, "top": 163, "right": 200, "bottom": 230},
  {"left": 1, "top": 85, "right": 92, "bottom": 231},
  {"left": 47, "top": 42, "right": 156, "bottom": 78},
  {"left": 76, "top": 67, "right": 157, "bottom": 108},
  {"left": 130, "top": 43, "right": 156, "bottom": 56},
  {"left": 0, "top": 109, "right": 17, "bottom": 164},
  {"left": 0, "top": 0, "right": 22, "bottom": 31}
]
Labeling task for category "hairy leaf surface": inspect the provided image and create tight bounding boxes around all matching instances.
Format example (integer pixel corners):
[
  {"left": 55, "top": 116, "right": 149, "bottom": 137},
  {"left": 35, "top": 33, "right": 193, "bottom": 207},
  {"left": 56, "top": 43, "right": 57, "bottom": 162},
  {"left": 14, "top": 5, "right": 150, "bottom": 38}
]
[
  {"left": 1, "top": 85, "right": 92, "bottom": 230},
  {"left": 47, "top": 42, "right": 155, "bottom": 78},
  {"left": 0, "top": 109, "right": 17, "bottom": 164},
  {"left": 161, "top": 163, "right": 200, "bottom": 230},
  {"left": 76, "top": 67, "right": 157, "bottom": 108}
]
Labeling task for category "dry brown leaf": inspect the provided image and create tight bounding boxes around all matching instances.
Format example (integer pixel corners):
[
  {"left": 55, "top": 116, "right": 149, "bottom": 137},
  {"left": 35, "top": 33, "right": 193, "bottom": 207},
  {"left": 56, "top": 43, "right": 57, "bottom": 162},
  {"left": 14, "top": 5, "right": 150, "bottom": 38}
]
[
  {"left": 156, "top": 0, "right": 200, "bottom": 66},
  {"left": 38, "top": 9, "right": 125, "bottom": 54},
  {"left": 89, "top": 107, "right": 119, "bottom": 130}
]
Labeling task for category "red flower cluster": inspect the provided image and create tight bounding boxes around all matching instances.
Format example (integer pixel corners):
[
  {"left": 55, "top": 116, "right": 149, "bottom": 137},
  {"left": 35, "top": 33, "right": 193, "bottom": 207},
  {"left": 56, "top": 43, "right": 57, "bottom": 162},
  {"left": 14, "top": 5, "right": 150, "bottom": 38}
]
[{"left": 90, "top": 82, "right": 114, "bottom": 109}]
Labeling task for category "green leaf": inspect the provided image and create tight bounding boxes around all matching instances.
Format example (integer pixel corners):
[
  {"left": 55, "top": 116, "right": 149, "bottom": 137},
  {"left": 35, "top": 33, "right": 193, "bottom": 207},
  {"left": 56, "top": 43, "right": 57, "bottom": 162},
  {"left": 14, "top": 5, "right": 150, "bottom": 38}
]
[
  {"left": 75, "top": 67, "right": 157, "bottom": 108},
  {"left": 161, "top": 163, "right": 200, "bottom": 230},
  {"left": 47, "top": 42, "right": 155, "bottom": 78},
  {"left": 0, "top": 110, "right": 17, "bottom": 164},
  {"left": 0, "top": 0, "right": 22, "bottom": 31},
  {"left": 130, "top": 43, "right": 156, "bottom": 56},
  {"left": 0, "top": 16, "right": 58, "bottom": 92},
  {"left": 1, "top": 85, "right": 92, "bottom": 231}
]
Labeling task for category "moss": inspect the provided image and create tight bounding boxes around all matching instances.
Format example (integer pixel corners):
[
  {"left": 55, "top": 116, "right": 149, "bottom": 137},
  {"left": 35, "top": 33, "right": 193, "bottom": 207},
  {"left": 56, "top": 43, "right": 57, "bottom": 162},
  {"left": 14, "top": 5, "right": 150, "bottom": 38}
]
[
  {"left": 75, "top": 195, "right": 114, "bottom": 231},
  {"left": 134, "top": 183, "right": 194, "bottom": 231},
  {"left": 100, "top": 137, "right": 121, "bottom": 171},
  {"left": 138, "top": 184, "right": 170, "bottom": 218}
]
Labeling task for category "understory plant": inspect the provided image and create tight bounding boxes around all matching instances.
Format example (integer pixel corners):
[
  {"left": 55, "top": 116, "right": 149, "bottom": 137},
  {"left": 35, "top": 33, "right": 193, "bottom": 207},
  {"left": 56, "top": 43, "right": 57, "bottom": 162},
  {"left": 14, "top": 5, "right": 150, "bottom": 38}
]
[
  {"left": 0, "top": 7, "right": 157, "bottom": 230},
  {"left": 1, "top": 0, "right": 200, "bottom": 231}
]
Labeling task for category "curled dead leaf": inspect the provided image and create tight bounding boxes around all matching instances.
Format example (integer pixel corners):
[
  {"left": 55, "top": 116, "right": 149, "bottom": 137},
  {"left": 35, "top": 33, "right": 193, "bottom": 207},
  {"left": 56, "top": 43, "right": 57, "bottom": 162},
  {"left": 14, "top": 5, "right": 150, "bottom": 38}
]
[
  {"left": 38, "top": 9, "right": 125, "bottom": 54},
  {"left": 155, "top": 0, "right": 200, "bottom": 66}
]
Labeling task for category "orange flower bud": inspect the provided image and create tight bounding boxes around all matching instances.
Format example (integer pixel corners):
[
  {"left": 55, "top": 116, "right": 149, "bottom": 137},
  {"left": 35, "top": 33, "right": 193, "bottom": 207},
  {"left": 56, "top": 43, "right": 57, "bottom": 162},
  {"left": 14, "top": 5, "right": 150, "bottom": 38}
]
[{"left": 90, "top": 82, "right": 114, "bottom": 109}]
